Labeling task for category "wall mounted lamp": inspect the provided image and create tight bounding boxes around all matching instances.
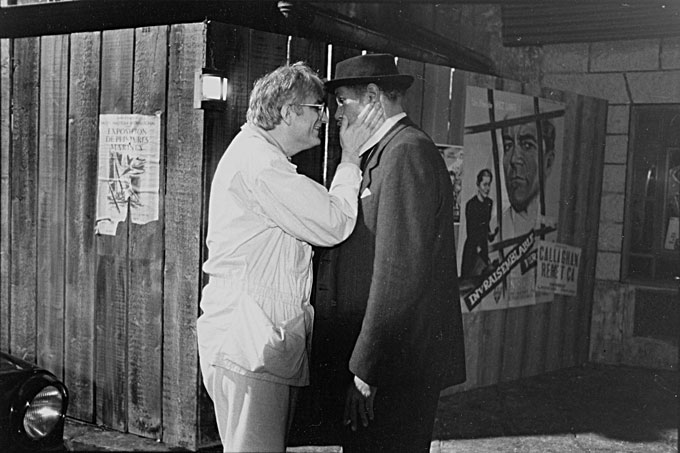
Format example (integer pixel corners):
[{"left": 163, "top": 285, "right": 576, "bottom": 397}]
[{"left": 194, "top": 69, "right": 229, "bottom": 109}]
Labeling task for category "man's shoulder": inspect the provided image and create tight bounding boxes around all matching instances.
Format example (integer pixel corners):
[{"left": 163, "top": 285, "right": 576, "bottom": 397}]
[{"left": 384, "top": 120, "right": 437, "bottom": 152}]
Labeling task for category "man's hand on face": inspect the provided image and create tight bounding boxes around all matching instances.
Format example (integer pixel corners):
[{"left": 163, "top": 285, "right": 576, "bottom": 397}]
[
  {"left": 339, "top": 101, "right": 385, "bottom": 167},
  {"left": 344, "top": 375, "right": 378, "bottom": 431}
]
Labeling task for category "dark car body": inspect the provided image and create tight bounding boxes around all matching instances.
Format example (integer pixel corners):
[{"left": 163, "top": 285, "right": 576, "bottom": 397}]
[{"left": 0, "top": 352, "right": 68, "bottom": 452}]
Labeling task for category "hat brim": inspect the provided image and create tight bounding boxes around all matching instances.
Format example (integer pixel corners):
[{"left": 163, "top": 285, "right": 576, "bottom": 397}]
[{"left": 325, "top": 74, "right": 414, "bottom": 92}]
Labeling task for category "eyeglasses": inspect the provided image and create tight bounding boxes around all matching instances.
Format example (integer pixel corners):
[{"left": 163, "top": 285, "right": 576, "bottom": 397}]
[{"left": 296, "top": 103, "right": 328, "bottom": 117}]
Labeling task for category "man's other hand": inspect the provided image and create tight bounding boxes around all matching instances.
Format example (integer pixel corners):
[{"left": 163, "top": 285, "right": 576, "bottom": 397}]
[{"left": 343, "top": 375, "right": 377, "bottom": 431}]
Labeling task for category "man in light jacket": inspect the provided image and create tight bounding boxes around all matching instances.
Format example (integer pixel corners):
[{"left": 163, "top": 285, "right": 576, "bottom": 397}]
[{"left": 197, "top": 62, "right": 384, "bottom": 452}]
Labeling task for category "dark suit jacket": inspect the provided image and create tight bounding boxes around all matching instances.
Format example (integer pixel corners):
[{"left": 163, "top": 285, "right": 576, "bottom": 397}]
[{"left": 315, "top": 117, "right": 466, "bottom": 389}]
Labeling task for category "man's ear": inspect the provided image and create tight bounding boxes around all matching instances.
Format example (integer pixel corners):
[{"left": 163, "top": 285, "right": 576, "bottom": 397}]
[
  {"left": 280, "top": 104, "right": 293, "bottom": 126},
  {"left": 366, "top": 83, "right": 380, "bottom": 102},
  {"left": 544, "top": 149, "right": 555, "bottom": 176}
]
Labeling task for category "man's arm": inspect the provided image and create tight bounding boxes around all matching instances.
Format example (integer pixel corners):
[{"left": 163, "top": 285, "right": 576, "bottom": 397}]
[{"left": 350, "top": 139, "right": 439, "bottom": 382}]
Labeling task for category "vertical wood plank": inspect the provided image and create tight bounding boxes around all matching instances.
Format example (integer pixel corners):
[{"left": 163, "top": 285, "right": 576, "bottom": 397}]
[
  {"left": 516, "top": 82, "right": 550, "bottom": 378},
  {"left": 198, "top": 22, "right": 237, "bottom": 447},
  {"left": 478, "top": 309, "right": 505, "bottom": 386},
  {"left": 494, "top": 78, "right": 531, "bottom": 381},
  {"left": 290, "top": 37, "right": 328, "bottom": 184},
  {"left": 421, "top": 63, "right": 451, "bottom": 144},
  {"left": 289, "top": 36, "right": 326, "bottom": 74},
  {"left": 499, "top": 306, "right": 528, "bottom": 381},
  {"left": 10, "top": 37, "right": 39, "bottom": 362},
  {"left": 455, "top": 311, "right": 483, "bottom": 392},
  {"left": 326, "top": 46, "right": 362, "bottom": 186},
  {"left": 219, "top": 26, "right": 250, "bottom": 146},
  {"left": 247, "top": 29, "right": 288, "bottom": 90},
  {"left": 448, "top": 69, "right": 467, "bottom": 146},
  {"left": 520, "top": 303, "right": 549, "bottom": 377},
  {"left": 575, "top": 96, "right": 606, "bottom": 365},
  {"left": 65, "top": 31, "right": 101, "bottom": 422},
  {"left": 37, "top": 34, "right": 69, "bottom": 379},
  {"left": 555, "top": 92, "right": 584, "bottom": 370},
  {"left": 0, "top": 38, "right": 11, "bottom": 351},
  {"left": 544, "top": 91, "right": 579, "bottom": 372},
  {"left": 196, "top": 111, "right": 227, "bottom": 448},
  {"left": 127, "top": 25, "right": 168, "bottom": 440},
  {"left": 163, "top": 22, "right": 206, "bottom": 449},
  {"left": 564, "top": 95, "right": 606, "bottom": 367},
  {"left": 95, "top": 28, "right": 134, "bottom": 431},
  {"left": 397, "top": 58, "right": 425, "bottom": 126}
]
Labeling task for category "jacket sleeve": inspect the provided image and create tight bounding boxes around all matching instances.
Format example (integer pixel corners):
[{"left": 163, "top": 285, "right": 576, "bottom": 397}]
[
  {"left": 252, "top": 157, "right": 362, "bottom": 247},
  {"left": 349, "top": 141, "right": 440, "bottom": 385}
]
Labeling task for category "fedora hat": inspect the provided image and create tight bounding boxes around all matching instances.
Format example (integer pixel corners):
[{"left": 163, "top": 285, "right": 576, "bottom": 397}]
[{"left": 325, "top": 53, "right": 414, "bottom": 91}]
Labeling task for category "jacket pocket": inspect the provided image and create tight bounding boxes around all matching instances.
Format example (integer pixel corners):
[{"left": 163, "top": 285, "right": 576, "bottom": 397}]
[{"left": 219, "top": 297, "right": 309, "bottom": 380}]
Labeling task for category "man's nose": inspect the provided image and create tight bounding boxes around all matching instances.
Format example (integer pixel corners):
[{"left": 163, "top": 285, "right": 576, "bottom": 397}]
[
  {"left": 321, "top": 109, "right": 329, "bottom": 124},
  {"left": 508, "top": 146, "right": 523, "bottom": 164},
  {"left": 334, "top": 105, "right": 343, "bottom": 122}
]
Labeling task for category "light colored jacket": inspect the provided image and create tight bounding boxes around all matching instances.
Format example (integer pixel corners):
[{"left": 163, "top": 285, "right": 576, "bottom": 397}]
[{"left": 197, "top": 123, "right": 361, "bottom": 386}]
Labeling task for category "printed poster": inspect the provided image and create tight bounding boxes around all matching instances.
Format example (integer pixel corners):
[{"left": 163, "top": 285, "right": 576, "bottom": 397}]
[
  {"left": 458, "top": 87, "right": 565, "bottom": 312},
  {"left": 95, "top": 113, "right": 161, "bottom": 235},
  {"left": 535, "top": 241, "right": 581, "bottom": 296},
  {"left": 437, "top": 144, "right": 464, "bottom": 223}
]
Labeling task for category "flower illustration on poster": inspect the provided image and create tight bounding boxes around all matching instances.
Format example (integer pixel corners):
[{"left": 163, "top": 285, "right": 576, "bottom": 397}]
[{"left": 95, "top": 113, "right": 162, "bottom": 236}]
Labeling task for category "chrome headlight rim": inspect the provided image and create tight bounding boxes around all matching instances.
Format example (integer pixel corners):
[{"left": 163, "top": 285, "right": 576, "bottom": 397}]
[{"left": 9, "top": 373, "right": 69, "bottom": 446}]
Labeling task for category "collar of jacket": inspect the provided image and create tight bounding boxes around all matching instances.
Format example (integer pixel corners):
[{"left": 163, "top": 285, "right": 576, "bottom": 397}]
[{"left": 361, "top": 116, "right": 417, "bottom": 189}]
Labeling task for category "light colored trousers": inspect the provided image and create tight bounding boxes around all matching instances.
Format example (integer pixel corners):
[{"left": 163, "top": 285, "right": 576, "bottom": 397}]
[{"left": 202, "top": 364, "right": 298, "bottom": 452}]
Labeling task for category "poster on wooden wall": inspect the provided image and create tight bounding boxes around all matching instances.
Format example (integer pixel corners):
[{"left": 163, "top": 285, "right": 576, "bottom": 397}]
[
  {"left": 458, "top": 87, "right": 565, "bottom": 312},
  {"left": 95, "top": 113, "right": 161, "bottom": 235},
  {"left": 437, "top": 144, "right": 464, "bottom": 223},
  {"left": 535, "top": 241, "right": 581, "bottom": 296}
]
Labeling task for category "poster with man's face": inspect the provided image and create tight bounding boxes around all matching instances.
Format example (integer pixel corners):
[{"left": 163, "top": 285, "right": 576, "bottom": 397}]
[{"left": 458, "top": 87, "right": 565, "bottom": 312}]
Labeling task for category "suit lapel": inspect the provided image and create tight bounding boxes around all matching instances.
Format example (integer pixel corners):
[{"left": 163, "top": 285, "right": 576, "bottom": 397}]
[{"left": 360, "top": 117, "right": 413, "bottom": 191}]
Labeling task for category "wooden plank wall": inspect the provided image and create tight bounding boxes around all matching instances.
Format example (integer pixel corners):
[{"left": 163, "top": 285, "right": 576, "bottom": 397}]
[{"left": 0, "top": 23, "right": 208, "bottom": 449}]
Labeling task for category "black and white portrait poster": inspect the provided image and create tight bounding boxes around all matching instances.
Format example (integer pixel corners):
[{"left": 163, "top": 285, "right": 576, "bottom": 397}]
[{"left": 458, "top": 87, "right": 565, "bottom": 312}]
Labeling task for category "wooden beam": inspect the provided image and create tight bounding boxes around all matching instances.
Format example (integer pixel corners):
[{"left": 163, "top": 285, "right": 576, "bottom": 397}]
[
  {"left": 0, "top": 0, "right": 494, "bottom": 73},
  {"left": 0, "top": 1, "right": 286, "bottom": 38}
]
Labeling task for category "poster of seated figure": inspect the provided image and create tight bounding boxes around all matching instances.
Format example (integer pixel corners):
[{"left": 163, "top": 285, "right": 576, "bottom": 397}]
[{"left": 458, "top": 87, "right": 565, "bottom": 312}]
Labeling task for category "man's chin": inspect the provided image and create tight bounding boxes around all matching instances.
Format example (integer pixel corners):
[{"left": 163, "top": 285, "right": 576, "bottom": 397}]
[{"left": 508, "top": 193, "right": 531, "bottom": 212}]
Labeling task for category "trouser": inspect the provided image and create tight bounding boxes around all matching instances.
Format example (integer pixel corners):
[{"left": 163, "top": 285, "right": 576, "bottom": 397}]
[
  {"left": 202, "top": 364, "right": 298, "bottom": 452},
  {"left": 341, "top": 377, "right": 442, "bottom": 453}
]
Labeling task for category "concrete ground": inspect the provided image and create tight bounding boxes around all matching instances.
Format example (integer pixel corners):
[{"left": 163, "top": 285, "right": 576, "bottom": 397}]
[{"left": 64, "top": 363, "right": 678, "bottom": 452}]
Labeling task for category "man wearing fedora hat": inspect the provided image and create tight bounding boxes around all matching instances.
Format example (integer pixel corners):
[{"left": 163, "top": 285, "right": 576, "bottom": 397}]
[{"left": 314, "top": 53, "right": 466, "bottom": 452}]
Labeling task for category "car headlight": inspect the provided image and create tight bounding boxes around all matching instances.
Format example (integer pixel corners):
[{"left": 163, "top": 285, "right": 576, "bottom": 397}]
[
  {"left": 23, "top": 385, "right": 64, "bottom": 440},
  {"left": 10, "top": 374, "right": 68, "bottom": 446}
]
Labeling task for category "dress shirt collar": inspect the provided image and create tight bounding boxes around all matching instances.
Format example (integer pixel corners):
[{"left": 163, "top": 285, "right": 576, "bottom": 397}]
[{"left": 358, "top": 112, "right": 407, "bottom": 156}]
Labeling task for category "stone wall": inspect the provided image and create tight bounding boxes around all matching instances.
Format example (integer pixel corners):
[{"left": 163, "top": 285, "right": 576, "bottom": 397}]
[
  {"left": 539, "top": 38, "right": 680, "bottom": 370},
  {"left": 436, "top": 4, "right": 679, "bottom": 370}
]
